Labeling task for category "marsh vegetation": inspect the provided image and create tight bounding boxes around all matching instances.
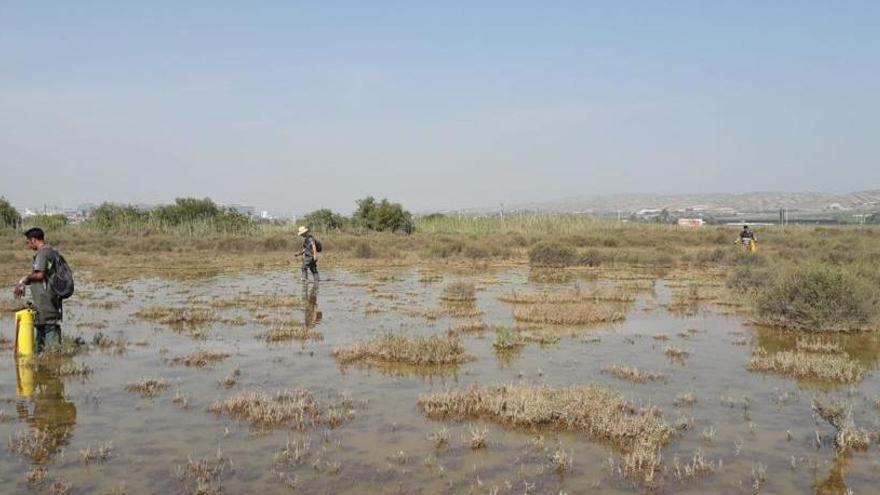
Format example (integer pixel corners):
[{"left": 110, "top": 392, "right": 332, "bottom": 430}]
[{"left": 2, "top": 218, "right": 880, "bottom": 493}]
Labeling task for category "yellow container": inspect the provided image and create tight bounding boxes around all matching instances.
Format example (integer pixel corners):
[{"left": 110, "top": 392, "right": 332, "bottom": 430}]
[
  {"left": 15, "top": 308, "right": 35, "bottom": 357},
  {"left": 749, "top": 240, "right": 758, "bottom": 253}
]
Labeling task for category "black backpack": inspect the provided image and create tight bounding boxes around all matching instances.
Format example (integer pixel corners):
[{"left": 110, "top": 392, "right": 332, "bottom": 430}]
[
  {"left": 314, "top": 238, "right": 323, "bottom": 253},
  {"left": 47, "top": 248, "right": 75, "bottom": 299}
]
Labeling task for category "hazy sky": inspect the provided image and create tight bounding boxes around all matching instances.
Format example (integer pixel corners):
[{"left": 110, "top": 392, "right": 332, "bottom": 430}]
[{"left": 1, "top": 1, "right": 878, "bottom": 215}]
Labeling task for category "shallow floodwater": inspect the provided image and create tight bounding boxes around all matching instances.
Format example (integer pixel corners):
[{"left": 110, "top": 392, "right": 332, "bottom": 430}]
[{"left": 1, "top": 267, "right": 878, "bottom": 494}]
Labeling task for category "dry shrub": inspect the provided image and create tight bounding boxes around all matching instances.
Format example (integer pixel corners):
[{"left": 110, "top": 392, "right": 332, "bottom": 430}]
[
  {"left": 418, "top": 384, "right": 675, "bottom": 484},
  {"left": 209, "top": 389, "right": 353, "bottom": 429},
  {"left": 440, "top": 282, "right": 476, "bottom": 303},
  {"left": 747, "top": 348, "right": 865, "bottom": 384},
  {"left": 126, "top": 377, "right": 170, "bottom": 397},
  {"left": 812, "top": 398, "right": 870, "bottom": 452},
  {"left": 603, "top": 364, "right": 665, "bottom": 384},
  {"left": 529, "top": 242, "right": 577, "bottom": 267},
  {"left": 256, "top": 322, "right": 323, "bottom": 343},
  {"left": 332, "top": 333, "right": 469, "bottom": 366},
  {"left": 170, "top": 349, "right": 230, "bottom": 368},
  {"left": 513, "top": 301, "right": 626, "bottom": 325}
]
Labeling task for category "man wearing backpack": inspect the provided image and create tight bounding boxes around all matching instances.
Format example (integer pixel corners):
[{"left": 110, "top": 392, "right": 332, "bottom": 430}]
[
  {"left": 12, "top": 228, "right": 66, "bottom": 352},
  {"left": 297, "top": 225, "right": 320, "bottom": 282}
]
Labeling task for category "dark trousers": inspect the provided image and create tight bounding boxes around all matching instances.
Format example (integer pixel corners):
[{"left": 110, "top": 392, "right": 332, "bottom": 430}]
[
  {"left": 35, "top": 324, "right": 62, "bottom": 353},
  {"left": 301, "top": 259, "right": 319, "bottom": 281}
]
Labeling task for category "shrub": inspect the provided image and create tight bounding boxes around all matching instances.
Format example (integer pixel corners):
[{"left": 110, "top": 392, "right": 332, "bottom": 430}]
[
  {"left": 302, "top": 208, "right": 347, "bottom": 232},
  {"left": 528, "top": 242, "right": 576, "bottom": 267},
  {"left": 353, "top": 196, "right": 414, "bottom": 234},
  {"left": 755, "top": 264, "right": 880, "bottom": 331}
]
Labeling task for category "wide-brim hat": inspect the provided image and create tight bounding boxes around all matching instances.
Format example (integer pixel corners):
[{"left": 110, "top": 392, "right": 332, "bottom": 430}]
[{"left": 297, "top": 226, "right": 309, "bottom": 236}]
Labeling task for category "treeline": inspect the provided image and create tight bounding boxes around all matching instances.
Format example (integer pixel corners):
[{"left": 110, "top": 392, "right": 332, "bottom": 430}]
[
  {"left": 302, "top": 196, "right": 414, "bottom": 234},
  {"left": 1, "top": 195, "right": 415, "bottom": 235}
]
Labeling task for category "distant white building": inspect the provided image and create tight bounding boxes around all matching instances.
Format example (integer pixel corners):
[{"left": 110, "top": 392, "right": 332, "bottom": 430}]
[{"left": 677, "top": 218, "right": 705, "bottom": 228}]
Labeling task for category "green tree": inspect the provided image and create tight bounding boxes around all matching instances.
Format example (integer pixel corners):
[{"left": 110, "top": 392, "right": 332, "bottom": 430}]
[
  {"left": 353, "top": 196, "right": 414, "bottom": 234},
  {"left": 0, "top": 197, "right": 21, "bottom": 228},
  {"left": 302, "top": 208, "right": 347, "bottom": 232}
]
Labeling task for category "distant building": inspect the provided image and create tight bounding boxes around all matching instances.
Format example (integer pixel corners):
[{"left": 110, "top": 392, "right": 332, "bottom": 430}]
[
  {"left": 677, "top": 218, "right": 705, "bottom": 228},
  {"left": 228, "top": 204, "right": 256, "bottom": 217}
]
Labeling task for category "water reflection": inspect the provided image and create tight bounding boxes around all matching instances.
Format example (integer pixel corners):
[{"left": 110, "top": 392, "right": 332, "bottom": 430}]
[
  {"left": 303, "top": 283, "right": 322, "bottom": 328},
  {"left": 14, "top": 357, "right": 78, "bottom": 461},
  {"left": 814, "top": 453, "right": 851, "bottom": 495}
]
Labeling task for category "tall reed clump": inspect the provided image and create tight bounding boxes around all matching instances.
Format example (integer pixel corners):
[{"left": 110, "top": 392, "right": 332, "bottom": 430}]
[
  {"left": 418, "top": 384, "right": 675, "bottom": 485},
  {"left": 332, "top": 333, "right": 469, "bottom": 366},
  {"left": 754, "top": 264, "right": 880, "bottom": 332}
]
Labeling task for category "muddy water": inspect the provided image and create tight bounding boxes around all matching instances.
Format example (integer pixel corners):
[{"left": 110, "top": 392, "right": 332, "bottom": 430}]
[{"left": 1, "top": 268, "right": 878, "bottom": 494}]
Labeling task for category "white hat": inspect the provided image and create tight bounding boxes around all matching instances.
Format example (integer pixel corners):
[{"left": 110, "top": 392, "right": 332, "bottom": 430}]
[{"left": 297, "top": 226, "right": 309, "bottom": 236}]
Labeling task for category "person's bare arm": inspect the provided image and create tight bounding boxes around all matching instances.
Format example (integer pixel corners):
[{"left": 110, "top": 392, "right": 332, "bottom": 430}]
[
  {"left": 13, "top": 271, "right": 44, "bottom": 298},
  {"left": 312, "top": 241, "right": 318, "bottom": 260}
]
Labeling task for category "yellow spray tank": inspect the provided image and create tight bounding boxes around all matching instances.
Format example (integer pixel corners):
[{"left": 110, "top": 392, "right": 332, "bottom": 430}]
[{"left": 15, "top": 308, "right": 35, "bottom": 357}]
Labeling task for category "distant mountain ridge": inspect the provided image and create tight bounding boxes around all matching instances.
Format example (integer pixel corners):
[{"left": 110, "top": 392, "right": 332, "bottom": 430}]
[{"left": 458, "top": 190, "right": 880, "bottom": 215}]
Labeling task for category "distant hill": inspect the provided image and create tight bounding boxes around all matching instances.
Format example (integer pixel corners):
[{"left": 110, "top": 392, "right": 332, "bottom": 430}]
[{"left": 456, "top": 190, "right": 880, "bottom": 216}]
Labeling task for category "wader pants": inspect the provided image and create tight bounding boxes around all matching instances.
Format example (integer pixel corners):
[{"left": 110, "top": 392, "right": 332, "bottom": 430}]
[
  {"left": 35, "top": 323, "right": 62, "bottom": 353},
  {"left": 301, "top": 258, "right": 319, "bottom": 282}
]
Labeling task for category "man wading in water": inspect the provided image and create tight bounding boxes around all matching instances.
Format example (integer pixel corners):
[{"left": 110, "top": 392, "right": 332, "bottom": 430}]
[
  {"left": 12, "top": 228, "right": 64, "bottom": 352},
  {"left": 297, "top": 226, "right": 320, "bottom": 282}
]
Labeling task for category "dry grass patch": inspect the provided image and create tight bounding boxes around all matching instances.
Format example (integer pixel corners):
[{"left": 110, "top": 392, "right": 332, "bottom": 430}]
[
  {"left": 500, "top": 288, "right": 635, "bottom": 304},
  {"left": 256, "top": 322, "right": 323, "bottom": 343},
  {"left": 174, "top": 450, "right": 230, "bottom": 495},
  {"left": 208, "top": 294, "right": 300, "bottom": 310},
  {"left": 333, "top": 333, "right": 469, "bottom": 366},
  {"left": 134, "top": 306, "right": 216, "bottom": 329},
  {"left": 8, "top": 428, "right": 68, "bottom": 462},
  {"left": 447, "top": 320, "right": 489, "bottom": 335},
  {"left": 209, "top": 389, "right": 353, "bottom": 429},
  {"left": 170, "top": 349, "right": 230, "bottom": 368},
  {"left": 126, "top": 376, "right": 170, "bottom": 397},
  {"left": 493, "top": 327, "right": 561, "bottom": 351},
  {"left": 418, "top": 384, "right": 675, "bottom": 484},
  {"left": 513, "top": 301, "right": 626, "bottom": 325},
  {"left": 796, "top": 338, "right": 844, "bottom": 354},
  {"left": 664, "top": 345, "right": 690, "bottom": 359},
  {"left": 440, "top": 282, "right": 476, "bottom": 303},
  {"left": 747, "top": 348, "right": 865, "bottom": 384},
  {"left": 603, "top": 364, "right": 666, "bottom": 384}
]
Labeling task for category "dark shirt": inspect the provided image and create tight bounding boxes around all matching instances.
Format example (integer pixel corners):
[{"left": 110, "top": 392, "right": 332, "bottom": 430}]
[{"left": 302, "top": 235, "right": 316, "bottom": 261}]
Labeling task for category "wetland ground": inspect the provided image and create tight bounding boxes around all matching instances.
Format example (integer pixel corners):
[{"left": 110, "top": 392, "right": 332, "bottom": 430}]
[{"left": 1, "top": 223, "right": 879, "bottom": 494}]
